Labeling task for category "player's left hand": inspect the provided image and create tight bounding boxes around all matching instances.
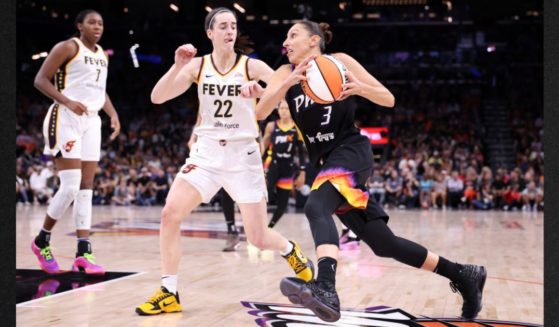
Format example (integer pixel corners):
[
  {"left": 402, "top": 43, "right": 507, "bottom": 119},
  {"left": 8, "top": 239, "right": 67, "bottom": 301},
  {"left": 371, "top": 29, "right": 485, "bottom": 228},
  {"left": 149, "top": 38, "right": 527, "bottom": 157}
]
[
  {"left": 109, "top": 115, "right": 121, "bottom": 140},
  {"left": 295, "top": 171, "right": 306, "bottom": 189},
  {"left": 240, "top": 81, "right": 264, "bottom": 98},
  {"left": 337, "top": 70, "right": 363, "bottom": 101}
]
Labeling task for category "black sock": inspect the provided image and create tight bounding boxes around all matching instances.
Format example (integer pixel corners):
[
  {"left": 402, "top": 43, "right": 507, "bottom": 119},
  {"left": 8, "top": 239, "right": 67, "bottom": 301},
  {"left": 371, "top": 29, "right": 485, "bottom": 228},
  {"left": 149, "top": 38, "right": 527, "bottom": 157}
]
[
  {"left": 317, "top": 257, "right": 337, "bottom": 285},
  {"left": 35, "top": 228, "right": 51, "bottom": 248},
  {"left": 77, "top": 239, "right": 92, "bottom": 257},
  {"left": 434, "top": 256, "right": 461, "bottom": 281},
  {"left": 227, "top": 223, "right": 238, "bottom": 234}
]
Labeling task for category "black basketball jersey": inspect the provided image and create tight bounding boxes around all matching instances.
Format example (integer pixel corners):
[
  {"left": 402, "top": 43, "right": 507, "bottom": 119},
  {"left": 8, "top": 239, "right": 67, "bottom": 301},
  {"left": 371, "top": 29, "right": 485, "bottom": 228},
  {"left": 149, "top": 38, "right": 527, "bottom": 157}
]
[
  {"left": 268, "top": 121, "right": 300, "bottom": 160},
  {"left": 285, "top": 81, "right": 369, "bottom": 167}
]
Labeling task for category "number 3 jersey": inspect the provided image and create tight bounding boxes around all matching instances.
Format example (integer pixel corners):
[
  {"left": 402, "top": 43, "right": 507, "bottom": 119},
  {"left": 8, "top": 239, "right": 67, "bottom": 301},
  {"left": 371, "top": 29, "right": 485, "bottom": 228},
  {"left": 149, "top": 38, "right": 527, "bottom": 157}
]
[
  {"left": 285, "top": 80, "right": 369, "bottom": 168},
  {"left": 55, "top": 37, "right": 108, "bottom": 112},
  {"left": 195, "top": 53, "right": 259, "bottom": 141}
]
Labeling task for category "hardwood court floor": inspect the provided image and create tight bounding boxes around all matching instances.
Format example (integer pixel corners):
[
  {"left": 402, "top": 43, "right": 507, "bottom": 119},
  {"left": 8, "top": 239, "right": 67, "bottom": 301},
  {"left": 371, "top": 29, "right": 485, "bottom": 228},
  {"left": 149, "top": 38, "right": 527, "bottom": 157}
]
[{"left": 16, "top": 204, "right": 543, "bottom": 326}]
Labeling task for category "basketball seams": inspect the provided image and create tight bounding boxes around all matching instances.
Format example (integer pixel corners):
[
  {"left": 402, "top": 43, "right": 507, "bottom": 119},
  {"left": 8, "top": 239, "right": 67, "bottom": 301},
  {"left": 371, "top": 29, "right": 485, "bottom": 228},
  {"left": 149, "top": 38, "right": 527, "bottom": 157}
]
[
  {"left": 300, "top": 55, "right": 345, "bottom": 104},
  {"left": 317, "top": 55, "right": 343, "bottom": 100},
  {"left": 313, "top": 57, "right": 336, "bottom": 102}
]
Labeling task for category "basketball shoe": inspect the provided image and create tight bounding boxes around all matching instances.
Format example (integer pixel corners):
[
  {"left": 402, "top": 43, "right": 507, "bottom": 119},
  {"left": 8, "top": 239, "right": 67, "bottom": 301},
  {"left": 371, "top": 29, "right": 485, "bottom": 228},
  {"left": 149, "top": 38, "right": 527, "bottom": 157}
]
[
  {"left": 31, "top": 240, "right": 60, "bottom": 274},
  {"left": 72, "top": 253, "right": 105, "bottom": 275},
  {"left": 280, "top": 277, "right": 341, "bottom": 322},
  {"left": 449, "top": 264, "right": 487, "bottom": 319},
  {"left": 136, "top": 286, "right": 182, "bottom": 315},
  {"left": 222, "top": 232, "right": 240, "bottom": 252},
  {"left": 282, "top": 241, "right": 314, "bottom": 282}
]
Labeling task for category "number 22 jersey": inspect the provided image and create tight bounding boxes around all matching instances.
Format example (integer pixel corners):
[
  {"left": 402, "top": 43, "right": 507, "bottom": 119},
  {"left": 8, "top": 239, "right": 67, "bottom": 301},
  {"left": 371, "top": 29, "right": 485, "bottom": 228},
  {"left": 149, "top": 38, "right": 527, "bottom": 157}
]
[{"left": 194, "top": 53, "right": 259, "bottom": 141}]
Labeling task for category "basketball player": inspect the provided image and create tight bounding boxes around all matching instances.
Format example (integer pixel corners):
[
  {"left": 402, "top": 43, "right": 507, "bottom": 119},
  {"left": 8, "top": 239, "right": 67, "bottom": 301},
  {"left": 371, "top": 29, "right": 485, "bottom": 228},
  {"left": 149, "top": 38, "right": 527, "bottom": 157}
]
[
  {"left": 135, "top": 8, "right": 314, "bottom": 315},
  {"left": 188, "top": 115, "right": 240, "bottom": 252},
  {"left": 256, "top": 21, "right": 487, "bottom": 322},
  {"left": 262, "top": 99, "right": 306, "bottom": 228},
  {"left": 31, "top": 9, "right": 120, "bottom": 275}
]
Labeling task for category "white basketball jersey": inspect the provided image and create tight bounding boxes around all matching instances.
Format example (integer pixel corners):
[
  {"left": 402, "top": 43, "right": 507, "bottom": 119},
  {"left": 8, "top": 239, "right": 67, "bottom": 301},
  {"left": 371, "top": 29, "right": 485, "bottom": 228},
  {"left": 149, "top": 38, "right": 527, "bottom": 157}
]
[
  {"left": 54, "top": 37, "right": 108, "bottom": 112},
  {"left": 195, "top": 54, "right": 259, "bottom": 141}
]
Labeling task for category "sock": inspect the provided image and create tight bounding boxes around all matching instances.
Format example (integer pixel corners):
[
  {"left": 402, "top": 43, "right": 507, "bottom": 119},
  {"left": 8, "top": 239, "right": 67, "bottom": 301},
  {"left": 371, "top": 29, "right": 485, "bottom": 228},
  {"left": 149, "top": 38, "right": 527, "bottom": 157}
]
[
  {"left": 434, "top": 256, "right": 461, "bottom": 281},
  {"left": 317, "top": 257, "right": 337, "bottom": 285},
  {"left": 35, "top": 228, "right": 52, "bottom": 248},
  {"left": 280, "top": 240, "right": 294, "bottom": 256},
  {"left": 77, "top": 238, "right": 92, "bottom": 257},
  {"left": 227, "top": 223, "right": 238, "bottom": 234},
  {"left": 267, "top": 219, "right": 276, "bottom": 229},
  {"left": 161, "top": 275, "right": 178, "bottom": 294}
]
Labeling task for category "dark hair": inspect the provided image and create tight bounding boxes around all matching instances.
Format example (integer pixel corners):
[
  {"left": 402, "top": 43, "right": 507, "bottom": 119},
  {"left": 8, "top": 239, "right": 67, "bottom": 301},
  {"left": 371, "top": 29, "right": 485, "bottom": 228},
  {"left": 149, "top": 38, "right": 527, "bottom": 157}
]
[
  {"left": 74, "top": 9, "right": 101, "bottom": 36},
  {"left": 296, "top": 20, "right": 333, "bottom": 53},
  {"left": 203, "top": 7, "right": 253, "bottom": 54}
]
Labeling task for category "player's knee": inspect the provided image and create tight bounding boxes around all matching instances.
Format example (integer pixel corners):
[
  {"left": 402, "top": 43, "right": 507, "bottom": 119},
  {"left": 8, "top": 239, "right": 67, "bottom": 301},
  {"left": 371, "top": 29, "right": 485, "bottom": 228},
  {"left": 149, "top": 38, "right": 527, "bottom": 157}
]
[
  {"left": 47, "top": 169, "right": 81, "bottom": 220},
  {"left": 160, "top": 205, "right": 182, "bottom": 225},
  {"left": 304, "top": 198, "right": 324, "bottom": 222}
]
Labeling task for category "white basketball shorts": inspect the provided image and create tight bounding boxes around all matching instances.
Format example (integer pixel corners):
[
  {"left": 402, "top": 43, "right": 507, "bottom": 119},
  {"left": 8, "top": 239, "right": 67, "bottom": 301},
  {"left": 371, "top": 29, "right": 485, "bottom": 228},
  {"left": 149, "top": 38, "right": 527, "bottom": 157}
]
[
  {"left": 176, "top": 137, "right": 268, "bottom": 204},
  {"left": 42, "top": 103, "right": 102, "bottom": 161}
]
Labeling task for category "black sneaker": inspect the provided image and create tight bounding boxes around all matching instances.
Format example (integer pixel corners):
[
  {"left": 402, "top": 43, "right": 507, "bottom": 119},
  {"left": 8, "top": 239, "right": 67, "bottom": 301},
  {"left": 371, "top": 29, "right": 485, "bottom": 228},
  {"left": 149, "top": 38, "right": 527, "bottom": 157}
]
[
  {"left": 450, "top": 264, "right": 487, "bottom": 319},
  {"left": 280, "top": 277, "right": 340, "bottom": 322}
]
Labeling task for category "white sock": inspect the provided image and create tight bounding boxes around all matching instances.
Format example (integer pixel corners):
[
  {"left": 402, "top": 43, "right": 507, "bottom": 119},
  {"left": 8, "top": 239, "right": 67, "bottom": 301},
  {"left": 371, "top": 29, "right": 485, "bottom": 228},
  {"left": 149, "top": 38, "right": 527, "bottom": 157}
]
[
  {"left": 280, "top": 240, "right": 294, "bottom": 256},
  {"left": 161, "top": 275, "right": 177, "bottom": 294},
  {"left": 348, "top": 230, "right": 358, "bottom": 238}
]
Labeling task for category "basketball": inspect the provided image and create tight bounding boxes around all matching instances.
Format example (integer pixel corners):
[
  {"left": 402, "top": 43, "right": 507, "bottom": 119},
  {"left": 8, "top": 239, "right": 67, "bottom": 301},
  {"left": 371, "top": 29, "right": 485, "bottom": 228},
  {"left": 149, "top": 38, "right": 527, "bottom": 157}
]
[{"left": 301, "top": 55, "right": 347, "bottom": 104}]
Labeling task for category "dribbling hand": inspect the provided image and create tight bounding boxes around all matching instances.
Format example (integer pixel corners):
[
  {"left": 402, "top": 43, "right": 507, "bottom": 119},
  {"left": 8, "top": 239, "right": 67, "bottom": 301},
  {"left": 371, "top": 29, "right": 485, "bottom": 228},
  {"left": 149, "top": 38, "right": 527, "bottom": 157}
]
[
  {"left": 175, "top": 44, "right": 197, "bottom": 67},
  {"left": 240, "top": 81, "right": 263, "bottom": 98},
  {"left": 65, "top": 99, "right": 88, "bottom": 116}
]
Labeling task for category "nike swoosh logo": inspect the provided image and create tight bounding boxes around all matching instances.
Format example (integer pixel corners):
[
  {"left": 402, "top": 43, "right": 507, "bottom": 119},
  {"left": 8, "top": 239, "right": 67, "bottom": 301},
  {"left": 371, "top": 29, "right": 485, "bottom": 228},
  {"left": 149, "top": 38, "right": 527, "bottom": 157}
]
[
  {"left": 248, "top": 150, "right": 256, "bottom": 155},
  {"left": 161, "top": 299, "right": 174, "bottom": 307},
  {"left": 205, "top": 74, "right": 214, "bottom": 78}
]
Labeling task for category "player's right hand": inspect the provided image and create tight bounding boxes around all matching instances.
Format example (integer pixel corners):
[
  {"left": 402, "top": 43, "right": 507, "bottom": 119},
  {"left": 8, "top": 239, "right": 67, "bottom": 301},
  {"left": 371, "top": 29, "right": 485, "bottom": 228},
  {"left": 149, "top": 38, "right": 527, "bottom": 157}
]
[
  {"left": 175, "top": 44, "right": 197, "bottom": 66},
  {"left": 64, "top": 99, "right": 88, "bottom": 116},
  {"left": 284, "top": 55, "right": 316, "bottom": 88}
]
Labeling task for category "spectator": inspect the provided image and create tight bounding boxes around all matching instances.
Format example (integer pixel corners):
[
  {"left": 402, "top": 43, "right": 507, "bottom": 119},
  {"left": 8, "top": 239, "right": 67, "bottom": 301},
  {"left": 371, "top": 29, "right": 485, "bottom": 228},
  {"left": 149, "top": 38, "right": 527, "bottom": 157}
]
[
  {"left": 431, "top": 171, "right": 447, "bottom": 209},
  {"left": 521, "top": 181, "right": 543, "bottom": 211},
  {"left": 385, "top": 169, "right": 403, "bottom": 208},
  {"left": 419, "top": 170, "right": 434, "bottom": 209},
  {"left": 367, "top": 169, "right": 386, "bottom": 205},
  {"left": 446, "top": 170, "right": 464, "bottom": 209}
]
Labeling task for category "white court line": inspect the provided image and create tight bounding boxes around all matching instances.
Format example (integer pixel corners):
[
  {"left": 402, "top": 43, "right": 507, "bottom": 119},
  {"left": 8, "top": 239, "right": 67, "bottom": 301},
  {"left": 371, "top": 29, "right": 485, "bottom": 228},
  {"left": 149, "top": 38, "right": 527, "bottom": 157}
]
[{"left": 16, "top": 271, "right": 146, "bottom": 307}]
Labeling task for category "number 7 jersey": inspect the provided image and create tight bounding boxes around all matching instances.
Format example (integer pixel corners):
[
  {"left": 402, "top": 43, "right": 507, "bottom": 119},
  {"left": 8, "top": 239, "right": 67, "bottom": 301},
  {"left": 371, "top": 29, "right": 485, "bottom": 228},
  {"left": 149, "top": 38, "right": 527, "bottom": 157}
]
[{"left": 195, "top": 53, "right": 259, "bottom": 141}]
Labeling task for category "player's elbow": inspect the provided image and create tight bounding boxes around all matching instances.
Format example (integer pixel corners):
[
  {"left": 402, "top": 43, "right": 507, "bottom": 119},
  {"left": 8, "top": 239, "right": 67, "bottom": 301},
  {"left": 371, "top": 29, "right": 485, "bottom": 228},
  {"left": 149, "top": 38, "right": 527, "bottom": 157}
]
[
  {"left": 150, "top": 92, "right": 164, "bottom": 105},
  {"left": 385, "top": 93, "right": 395, "bottom": 108}
]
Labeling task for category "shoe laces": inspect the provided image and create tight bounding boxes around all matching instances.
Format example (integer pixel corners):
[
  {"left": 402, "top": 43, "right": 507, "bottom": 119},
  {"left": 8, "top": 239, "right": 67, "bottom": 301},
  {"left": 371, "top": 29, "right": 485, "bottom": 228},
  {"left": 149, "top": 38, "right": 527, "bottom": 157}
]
[
  {"left": 83, "top": 252, "right": 96, "bottom": 264},
  {"left": 287, "top": 253, "right": 307, "bottom": 273},
  {"left": 40, "top": 246, "right": 53, "bottom": 261},
  {"left": 150, "top": 289, "right": 172, "bottom": 304}
]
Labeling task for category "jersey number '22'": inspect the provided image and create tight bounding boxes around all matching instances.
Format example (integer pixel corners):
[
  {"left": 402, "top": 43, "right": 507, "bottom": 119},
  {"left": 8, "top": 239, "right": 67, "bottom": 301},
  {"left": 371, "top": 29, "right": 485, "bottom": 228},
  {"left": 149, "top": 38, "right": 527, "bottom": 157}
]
[{"left": 214, "top": 99, "right": 233, "bottom": 118}]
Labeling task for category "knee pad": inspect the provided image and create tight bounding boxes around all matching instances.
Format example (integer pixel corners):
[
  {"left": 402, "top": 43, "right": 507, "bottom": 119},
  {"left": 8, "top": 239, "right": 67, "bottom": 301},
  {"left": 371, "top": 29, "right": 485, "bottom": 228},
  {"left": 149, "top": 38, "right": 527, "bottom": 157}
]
[
  {"left": 47, "top": 169, "right": 81, "bottom": 220},
  {"left": 73, "top": 189, "right": 93, "bottom": 230}
]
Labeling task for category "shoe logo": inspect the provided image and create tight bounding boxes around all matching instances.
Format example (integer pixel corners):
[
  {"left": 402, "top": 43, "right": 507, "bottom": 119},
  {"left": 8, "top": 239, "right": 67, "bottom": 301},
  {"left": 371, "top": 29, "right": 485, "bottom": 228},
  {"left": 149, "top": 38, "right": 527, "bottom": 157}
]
[
  {"left": 161, "top": 298, "right": 175, "bottom": 308},
  {"left": 247, "top": 150, "right": 256, "bottom": 155}
]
